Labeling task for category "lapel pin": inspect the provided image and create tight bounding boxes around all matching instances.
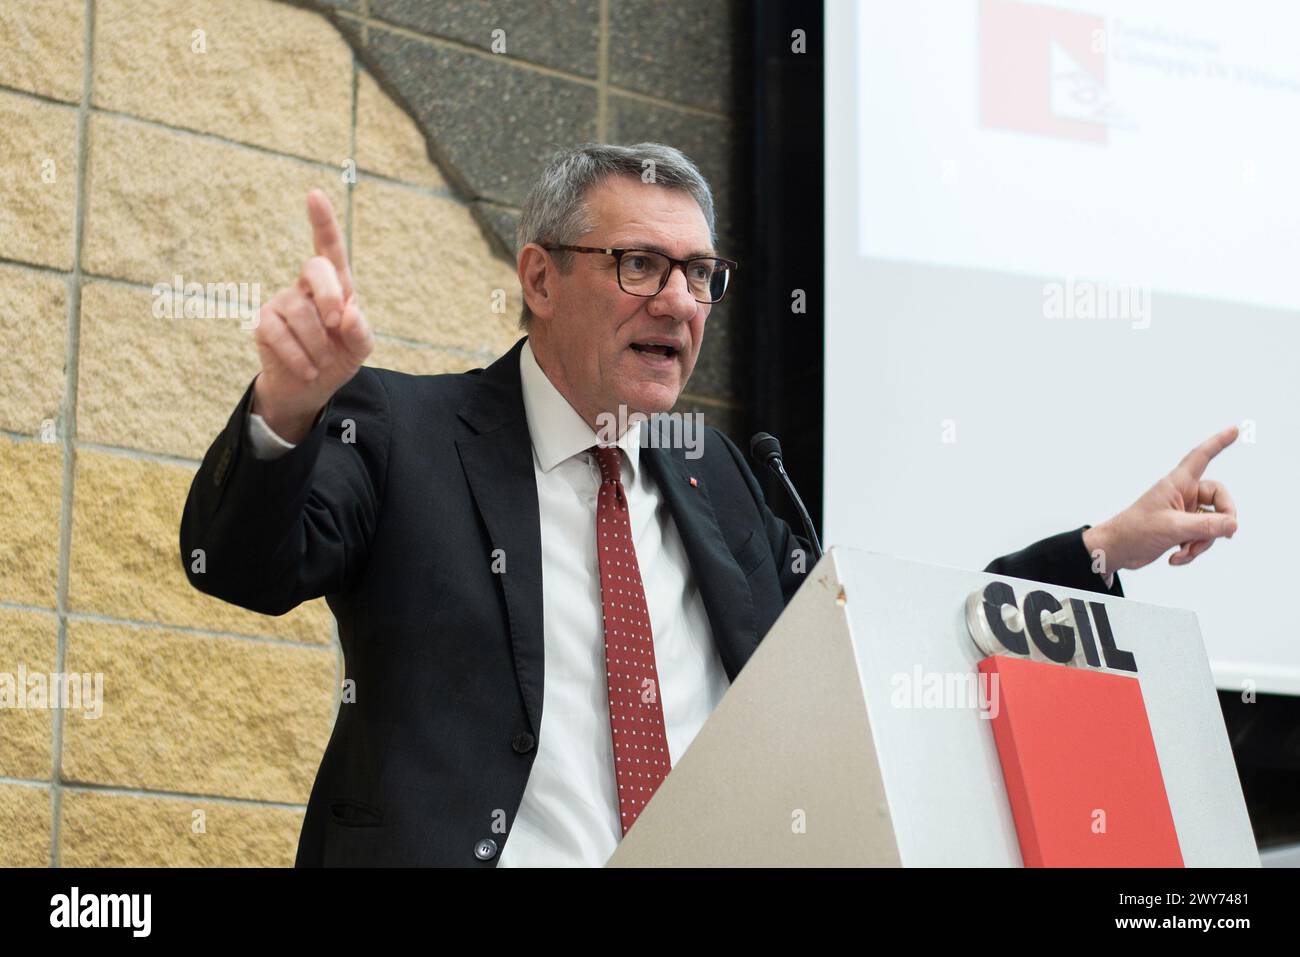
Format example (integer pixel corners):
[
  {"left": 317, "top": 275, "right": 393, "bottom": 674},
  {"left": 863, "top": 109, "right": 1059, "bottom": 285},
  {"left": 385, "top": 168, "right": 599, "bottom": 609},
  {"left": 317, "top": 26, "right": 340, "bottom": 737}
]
[{"left": 689, "top": 476, "right": 698, "bottom": 487}]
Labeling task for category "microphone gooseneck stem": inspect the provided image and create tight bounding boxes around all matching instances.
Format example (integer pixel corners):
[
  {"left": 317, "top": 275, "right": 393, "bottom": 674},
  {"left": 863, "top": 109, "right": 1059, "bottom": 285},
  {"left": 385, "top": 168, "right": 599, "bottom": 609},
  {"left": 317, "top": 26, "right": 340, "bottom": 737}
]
[{"left": 772, "top": 458, "right": 823, "bottom": 562}]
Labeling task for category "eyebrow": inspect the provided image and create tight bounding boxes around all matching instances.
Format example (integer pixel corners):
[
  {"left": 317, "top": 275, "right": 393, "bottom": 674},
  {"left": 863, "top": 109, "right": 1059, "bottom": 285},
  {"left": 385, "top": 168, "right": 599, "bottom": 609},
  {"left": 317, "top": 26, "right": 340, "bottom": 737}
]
[{"left": 618, "top": 242, "right": 718, "bottom": 260}]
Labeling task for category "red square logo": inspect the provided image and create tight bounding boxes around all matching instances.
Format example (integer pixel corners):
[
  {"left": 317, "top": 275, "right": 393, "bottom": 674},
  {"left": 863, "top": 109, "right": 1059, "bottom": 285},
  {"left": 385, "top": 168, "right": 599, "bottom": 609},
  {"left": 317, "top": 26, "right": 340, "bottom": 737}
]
[
  {"left": 979, "top": 655, "right": 1183, "bottom": 867},
  {"left": 980, "top": 0, "right": 1109, "bottom": 144}
]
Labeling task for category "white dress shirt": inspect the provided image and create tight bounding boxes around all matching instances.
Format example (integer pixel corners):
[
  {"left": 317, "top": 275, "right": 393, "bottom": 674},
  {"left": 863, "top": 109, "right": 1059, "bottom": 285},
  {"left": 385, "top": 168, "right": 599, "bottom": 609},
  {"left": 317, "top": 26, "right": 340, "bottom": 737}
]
[{"left": 245, "top": 344, "right": 731, "bottom": 865}]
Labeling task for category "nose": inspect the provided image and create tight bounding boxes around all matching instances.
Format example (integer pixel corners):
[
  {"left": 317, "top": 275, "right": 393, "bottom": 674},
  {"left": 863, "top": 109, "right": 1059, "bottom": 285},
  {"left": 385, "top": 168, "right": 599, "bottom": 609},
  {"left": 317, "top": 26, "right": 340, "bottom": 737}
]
[{"left": 647, "top": 262, "right": 699, "bottom": 321}]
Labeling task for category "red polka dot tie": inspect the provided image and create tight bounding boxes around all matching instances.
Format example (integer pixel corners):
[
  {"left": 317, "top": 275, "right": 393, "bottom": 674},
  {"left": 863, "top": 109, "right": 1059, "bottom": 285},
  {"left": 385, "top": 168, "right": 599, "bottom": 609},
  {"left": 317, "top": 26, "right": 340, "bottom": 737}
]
[{"left": 590, "top": 444, "right": 671, "bottom": 837}]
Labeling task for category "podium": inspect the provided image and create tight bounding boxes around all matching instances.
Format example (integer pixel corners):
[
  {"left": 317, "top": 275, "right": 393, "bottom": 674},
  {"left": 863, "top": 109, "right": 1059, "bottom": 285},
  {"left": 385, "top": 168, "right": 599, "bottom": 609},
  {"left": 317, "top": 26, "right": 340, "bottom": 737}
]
[{"left": 607, "top": 547, "right": 1259, "bottom": 867}]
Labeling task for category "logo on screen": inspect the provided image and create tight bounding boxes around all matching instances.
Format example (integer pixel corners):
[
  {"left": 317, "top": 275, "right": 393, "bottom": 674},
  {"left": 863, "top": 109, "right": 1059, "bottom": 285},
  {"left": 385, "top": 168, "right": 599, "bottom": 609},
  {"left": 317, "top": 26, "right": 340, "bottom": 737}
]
[{"left": 979, "top": 0, "right": 1117, "bottom": 143}]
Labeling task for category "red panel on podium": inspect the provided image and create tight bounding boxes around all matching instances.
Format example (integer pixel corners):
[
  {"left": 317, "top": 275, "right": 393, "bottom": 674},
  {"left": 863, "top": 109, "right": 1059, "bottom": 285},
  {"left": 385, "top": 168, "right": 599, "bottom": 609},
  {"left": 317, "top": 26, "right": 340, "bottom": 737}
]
[{"left": 978, "top": 655, "right": 1183, "bottom": 867}]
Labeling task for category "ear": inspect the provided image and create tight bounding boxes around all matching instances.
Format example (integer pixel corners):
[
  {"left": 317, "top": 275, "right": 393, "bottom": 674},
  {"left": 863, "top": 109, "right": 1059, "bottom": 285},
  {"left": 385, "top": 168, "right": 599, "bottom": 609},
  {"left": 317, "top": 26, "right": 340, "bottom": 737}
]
[{"left": 517, "top": 243, "right": 556, "bottom": 322}]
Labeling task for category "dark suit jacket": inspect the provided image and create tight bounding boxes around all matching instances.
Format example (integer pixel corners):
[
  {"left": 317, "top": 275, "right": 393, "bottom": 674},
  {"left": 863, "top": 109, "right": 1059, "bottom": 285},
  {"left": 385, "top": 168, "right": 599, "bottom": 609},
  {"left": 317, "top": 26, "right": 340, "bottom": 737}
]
[{"left": 179, "top": 336, "right": 1121, "bottom": 866}]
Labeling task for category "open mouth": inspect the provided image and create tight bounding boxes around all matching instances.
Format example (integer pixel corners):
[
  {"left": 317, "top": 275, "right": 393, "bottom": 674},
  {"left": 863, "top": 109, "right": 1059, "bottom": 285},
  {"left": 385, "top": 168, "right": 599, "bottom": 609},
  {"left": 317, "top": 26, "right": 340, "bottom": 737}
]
[{"left": 629, "top": 342, "right": 679, "bottom": 359}]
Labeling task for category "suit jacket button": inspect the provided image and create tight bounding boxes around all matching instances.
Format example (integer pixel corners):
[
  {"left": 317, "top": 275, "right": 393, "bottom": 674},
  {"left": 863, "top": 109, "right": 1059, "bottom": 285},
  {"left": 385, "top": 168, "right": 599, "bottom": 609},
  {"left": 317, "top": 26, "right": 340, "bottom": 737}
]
[
  {"left": 512, "top": 732, "right": 535, "bottom": 753},
  {"left": 474, "top": 838, "right": 498, "bottom": 861}
]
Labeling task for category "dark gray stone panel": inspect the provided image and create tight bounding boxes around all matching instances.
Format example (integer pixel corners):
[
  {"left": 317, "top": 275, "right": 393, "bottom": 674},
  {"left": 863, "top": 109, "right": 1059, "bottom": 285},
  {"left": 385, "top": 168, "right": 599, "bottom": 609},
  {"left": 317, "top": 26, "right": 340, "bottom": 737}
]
[
  {"left": 292, "top": 0, "right": 363, "bottom": 13},
  {"left": 362, "top": 26, "right": 599, "bottom": 207},
  {"left": 608, "top": 0, "right": 736, "bottom": 113},
  {"left": 371, "top": 0, "right": 601, "bottom": 77}
]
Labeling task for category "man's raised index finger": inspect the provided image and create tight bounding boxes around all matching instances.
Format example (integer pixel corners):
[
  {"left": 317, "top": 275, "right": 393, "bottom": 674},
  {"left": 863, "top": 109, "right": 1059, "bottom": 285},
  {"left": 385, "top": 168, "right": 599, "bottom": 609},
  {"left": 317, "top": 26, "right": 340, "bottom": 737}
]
[
  {"left": 1178, "top": 425, "right": 1239, "bottom": 478},
  {"left": 306, "top": 189, "right": 353, "bottom": 298}
]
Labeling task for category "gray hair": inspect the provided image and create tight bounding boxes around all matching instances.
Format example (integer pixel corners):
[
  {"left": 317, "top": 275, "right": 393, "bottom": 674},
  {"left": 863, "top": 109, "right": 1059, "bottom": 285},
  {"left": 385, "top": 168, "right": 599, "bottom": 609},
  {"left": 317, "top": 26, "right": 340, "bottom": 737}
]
[{"left": 515, "top": 142, "right": 716, "bottom": 329}]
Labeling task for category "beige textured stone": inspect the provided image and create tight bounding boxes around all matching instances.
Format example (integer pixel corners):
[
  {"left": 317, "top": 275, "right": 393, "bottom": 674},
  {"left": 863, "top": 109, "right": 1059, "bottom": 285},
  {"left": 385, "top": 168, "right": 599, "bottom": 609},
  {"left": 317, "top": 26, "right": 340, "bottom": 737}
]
[
  {"left": 0, "top": 437, "right": 62, "bottom": 608},
  {"left": 356, "top": 70, "right": 445, "bottom": 188},
  {"left": 0, "top": 264, "right": 67, "bottom": 436},
  {"left": 0, "top": 0, "right": 85, "bottom": 103},
  {"left": 62, "top": 619, "right": 335, "bottom": 803},
  {"left": 0, "top": 608, "right": 57, "bottom": 780},
  {"left": 82, "top": 113, "right": 347, "bottom": 292},
  {"left": 0, "top": 91, "right": 77, "bottom": 270},
  {"left": 0, "top": 783, "right": 51, "bottom": 866},
  {"left": 93, "top": 0, "right": 351, "bottom": 165},
  {"left": 60, "top": 789, "right": 302, "bottom": 867},
  {"left": 67, "top": 450, "right": 333, "bottom": 644},
  {"left": 365, "top": 339, "right": 487, "bottom": 378},
  {"left": 353, "top": 180, "right": 521, "bottom": 353},
  {"left": 77, "top": 281, "right": 263, "bottom": 460}
]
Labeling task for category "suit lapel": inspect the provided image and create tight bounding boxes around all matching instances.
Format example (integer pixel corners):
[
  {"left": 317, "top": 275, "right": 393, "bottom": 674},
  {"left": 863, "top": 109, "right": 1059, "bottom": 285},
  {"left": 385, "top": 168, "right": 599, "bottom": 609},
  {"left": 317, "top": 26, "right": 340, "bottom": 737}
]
[
  {"left": 642, "top": 444, "right": 757, "bottom": 681},
  {"left": 455, "top": 339, "right": 545, "bottom": 735}
]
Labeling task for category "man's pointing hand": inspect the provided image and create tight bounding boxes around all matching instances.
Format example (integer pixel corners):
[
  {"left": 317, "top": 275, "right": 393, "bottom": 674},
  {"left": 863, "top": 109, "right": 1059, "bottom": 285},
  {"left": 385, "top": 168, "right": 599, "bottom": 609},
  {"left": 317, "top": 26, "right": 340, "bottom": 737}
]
[
  {"left": 251, "top": 189, "right": 374, "bottom": 443},
  {"left": 1084, "top": 426, "right": 1240, "bottom": 575}
]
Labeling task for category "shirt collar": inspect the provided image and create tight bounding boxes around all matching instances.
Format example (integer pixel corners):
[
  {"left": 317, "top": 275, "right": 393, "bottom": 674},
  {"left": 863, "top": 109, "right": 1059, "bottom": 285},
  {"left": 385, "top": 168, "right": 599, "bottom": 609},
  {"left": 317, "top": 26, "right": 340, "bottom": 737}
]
[{"left": 519, "top": 339, "right": 642, "bottom": 477}]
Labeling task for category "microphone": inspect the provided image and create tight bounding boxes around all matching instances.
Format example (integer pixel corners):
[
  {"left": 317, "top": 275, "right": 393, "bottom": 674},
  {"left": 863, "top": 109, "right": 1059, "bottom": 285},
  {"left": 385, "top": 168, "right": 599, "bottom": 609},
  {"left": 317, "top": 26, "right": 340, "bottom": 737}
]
[{"left": 749, "top": 432, "right": 824, "bottom": 562}]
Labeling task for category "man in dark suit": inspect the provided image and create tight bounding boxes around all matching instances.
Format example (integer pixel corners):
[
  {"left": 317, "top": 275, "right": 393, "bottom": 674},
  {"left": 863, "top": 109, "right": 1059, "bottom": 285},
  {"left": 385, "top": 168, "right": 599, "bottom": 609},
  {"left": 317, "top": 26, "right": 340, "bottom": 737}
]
[{"left": 180, "top": 143, "right": 1238, "bottom": 866}]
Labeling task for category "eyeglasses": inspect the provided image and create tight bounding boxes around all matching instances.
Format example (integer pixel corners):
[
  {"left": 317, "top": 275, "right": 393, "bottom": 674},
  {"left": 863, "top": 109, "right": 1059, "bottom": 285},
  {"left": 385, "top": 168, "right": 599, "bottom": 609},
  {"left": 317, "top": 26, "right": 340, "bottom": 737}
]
[{"left": 541, "top": 244, "right": 738, "bottom": 304}]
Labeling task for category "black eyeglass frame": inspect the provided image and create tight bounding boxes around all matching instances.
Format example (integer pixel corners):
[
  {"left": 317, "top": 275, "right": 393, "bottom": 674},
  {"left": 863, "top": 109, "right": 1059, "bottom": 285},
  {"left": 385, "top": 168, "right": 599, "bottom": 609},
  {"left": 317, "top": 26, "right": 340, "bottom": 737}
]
[{"left": 540, "top": 244, "right": 739, "bottom": 303}]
